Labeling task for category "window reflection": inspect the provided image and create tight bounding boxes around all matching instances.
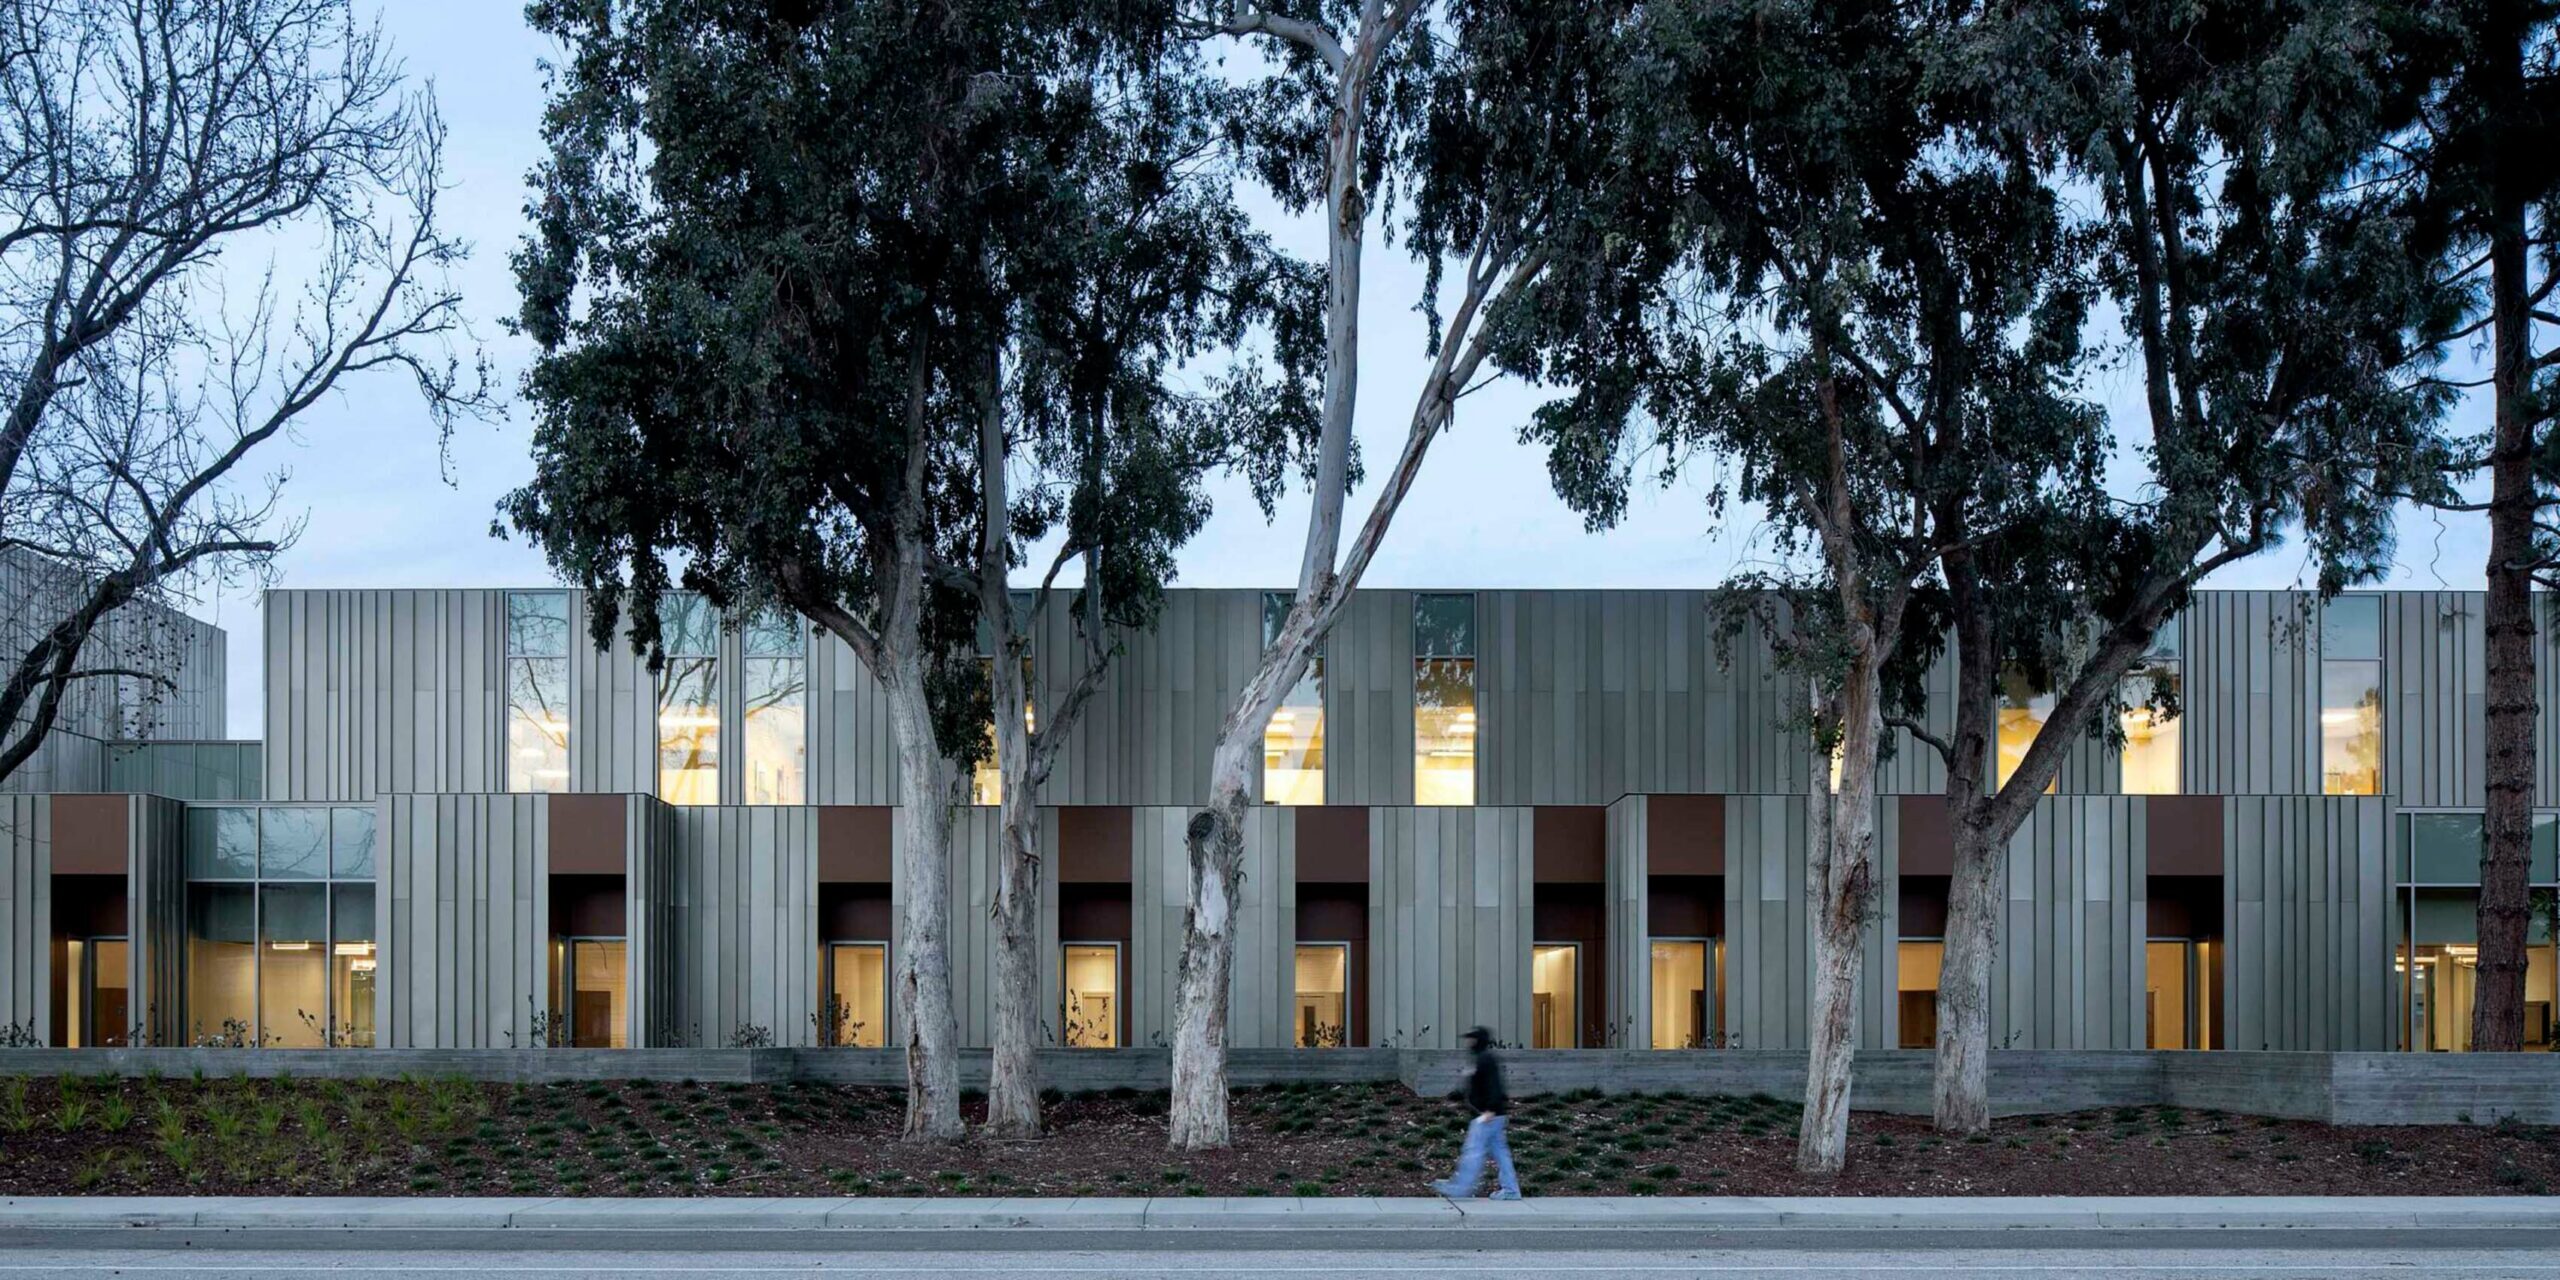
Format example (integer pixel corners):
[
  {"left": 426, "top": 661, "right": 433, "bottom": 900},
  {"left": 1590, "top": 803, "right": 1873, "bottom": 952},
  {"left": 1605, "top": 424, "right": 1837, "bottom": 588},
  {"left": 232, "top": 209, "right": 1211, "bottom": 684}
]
[
  {"left": 506, "top": 592, "right": 571, "bottom": 792},
  {"left": 744, "top": 612, "right": 806, "bottom": 805},
  {"left": 1414, "top": 594, "right": 1475, "bottom": 806},
  {"left": 2322, "top": 596, "right": 2383, "bottom": 796},
  {"left": 1995, "top": 669, "right": 2056, "bottom": 794},
  {"left": 1262, "top": 593, "right": 1325, "bottom": 805}
]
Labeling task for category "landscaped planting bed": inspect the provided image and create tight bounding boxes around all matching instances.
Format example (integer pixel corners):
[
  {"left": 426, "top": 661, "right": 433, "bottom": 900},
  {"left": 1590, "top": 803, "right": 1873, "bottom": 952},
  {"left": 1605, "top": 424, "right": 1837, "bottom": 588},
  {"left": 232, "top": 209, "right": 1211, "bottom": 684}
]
[{"left": 1, "top": 1073, "right": 2554, "bottom": 1197}]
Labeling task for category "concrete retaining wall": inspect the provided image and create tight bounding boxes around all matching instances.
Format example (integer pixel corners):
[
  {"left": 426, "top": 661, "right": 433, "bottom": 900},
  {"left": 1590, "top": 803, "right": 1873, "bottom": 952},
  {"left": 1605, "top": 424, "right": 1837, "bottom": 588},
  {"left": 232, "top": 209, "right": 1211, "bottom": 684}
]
[{"left": 3, "top": 1047, "right": 2556, "bottom": 1125}]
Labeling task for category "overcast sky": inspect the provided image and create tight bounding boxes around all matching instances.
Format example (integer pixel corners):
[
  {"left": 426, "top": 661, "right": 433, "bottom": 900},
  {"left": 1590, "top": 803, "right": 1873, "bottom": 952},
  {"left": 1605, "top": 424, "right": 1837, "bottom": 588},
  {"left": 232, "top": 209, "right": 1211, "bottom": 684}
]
[{"left": 196, "top": 0, "right": 2501, "bottom": 737}]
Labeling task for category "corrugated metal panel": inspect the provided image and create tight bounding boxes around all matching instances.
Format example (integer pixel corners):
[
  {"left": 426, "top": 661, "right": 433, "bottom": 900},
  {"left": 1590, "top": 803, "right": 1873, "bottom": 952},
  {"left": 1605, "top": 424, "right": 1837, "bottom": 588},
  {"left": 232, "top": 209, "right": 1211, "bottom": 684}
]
[
  {"left": 0, "top": 795, "right": 47, "bottom": 1038},
  {"left": 2224, "top": 795, "right": 2389, "bottom": 1050},
  {"left": 128, "top": 795, "right": 187, "bottom": 1045},
  {"left": 379, "top": 793, "right": 552, "bottom": 1049},
  {"left": 2386, "top": 592, "right": 2483, "bottom": 807},
  {"left": 1366, "top": 807, "right": 1531, "bottom": 1048},
  {"left": 1725, "top": 793, "right": 1814, "bottom": 1050},
  {"left": 663, "top": 805, "right": 817, "bottom": 1047},
  {"left": 2186, "top": 592, "right": 2317, "bottom": 796},
  {"left": 1989, "top": 797, "right": 2145, "bottom": 1048}
]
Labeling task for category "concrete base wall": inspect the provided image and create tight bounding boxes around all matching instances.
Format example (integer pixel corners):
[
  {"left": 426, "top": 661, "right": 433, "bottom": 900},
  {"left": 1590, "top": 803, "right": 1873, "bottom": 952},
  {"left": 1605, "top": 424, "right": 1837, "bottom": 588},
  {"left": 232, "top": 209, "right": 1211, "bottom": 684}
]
[{"left": 4, "top": 1048, "right": 2558, "bottom": 1124}]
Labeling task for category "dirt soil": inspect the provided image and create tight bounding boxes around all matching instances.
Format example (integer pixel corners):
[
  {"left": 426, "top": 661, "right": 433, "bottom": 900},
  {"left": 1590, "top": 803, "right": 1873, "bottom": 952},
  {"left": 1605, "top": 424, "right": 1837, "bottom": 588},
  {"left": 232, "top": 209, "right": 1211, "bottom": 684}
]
[{"left": 1, "top": 1074, "right": 2553, "bottom": 1198}]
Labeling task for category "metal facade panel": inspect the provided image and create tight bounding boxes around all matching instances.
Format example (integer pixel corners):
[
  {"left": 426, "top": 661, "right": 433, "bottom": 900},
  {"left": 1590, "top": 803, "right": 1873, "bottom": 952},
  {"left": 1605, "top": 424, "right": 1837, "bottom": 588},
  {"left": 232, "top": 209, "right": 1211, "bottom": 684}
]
[
  {"left": 0, "top": 796, "right": 46, "bottom": 1038},
  {"left": 380, "top": 793, "right": 550, "bottom": 1049},
  {"left": 2223, "top": 795, "right": 2389, "bottom": 1051},
  {"left": 1365, "top": 807, "right": 1532, "bottom": 1048}
]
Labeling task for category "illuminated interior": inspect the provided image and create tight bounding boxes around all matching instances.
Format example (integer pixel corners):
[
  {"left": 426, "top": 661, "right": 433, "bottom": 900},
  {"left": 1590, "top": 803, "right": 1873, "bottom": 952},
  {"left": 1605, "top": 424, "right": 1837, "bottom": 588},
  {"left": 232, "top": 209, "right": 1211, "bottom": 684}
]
[
  {"left": 2321, "top": 661, "right": 2383, "bottom": 795},
  {"left": 971, "top": 658, "right": 1035, "bottom": 807},
  {"left": 2120, "top": 668, "right": 2182, "bottom": 795},
  {"left": 1649, "top": 939, "right": 1712, "bottom": 1048},
  {"left": 825, "top": 942, "right": 886, "bottom": 1048},
  {"left": 1415, "top": 658, "right": 1476, "bottom": 806},
  {"left": 1532, "top": 943, "right": 1578, "bottom": 1048},
  {"left": 1063, "top": 944, "right": 1119, "bottom": 1048},
  {"left": 1898, "top": 940, "right": 1943, "bottom": 1048},
  {"left": 1264, "top": 662, "right": 1327, "bottom": 805},
  {"left": 1994, "top": 670, "right": 2056, "bottom": 794},
  {"left": 2145, "top": 939, "right": 2217, "bottom": 1049},
  {"left": 260, "top": 884, "right": 328, "bottom": 1047},
  {"left": 186, "top": 884, "right": 256, "bottom": 1043},
  {"left": 560, "top": 939, "right": 629, "bottom": 1049},
  {"left": 656, "top": 658, "right": 721, "bottom": 805},
  {"left": 1293, "top": 943, "right": 1348, "bottom": 1047},
  {"left": 744, "top": 657, "right": 806, "bottom": 805}
]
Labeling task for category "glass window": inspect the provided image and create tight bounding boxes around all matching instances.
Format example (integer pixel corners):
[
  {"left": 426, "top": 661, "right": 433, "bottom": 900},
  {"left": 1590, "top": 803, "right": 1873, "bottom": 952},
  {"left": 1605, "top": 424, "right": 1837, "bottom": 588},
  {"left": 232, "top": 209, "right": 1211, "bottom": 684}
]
[
  {"left": 655, "top": 593, "right": 722, "bottom": 805},
  {"left": 1995, "top": 669, "right": 2057, "bottom": 794},
  {"left": 330, "top": 807, "right": 377, "bottom": 879},
  {"left": 972, "top": 658, "right": 1035, "bottom": 807},
  {"left": 2146, "top": 940, "right": 2192, "bottom": 1049},
  {"left": 259, "top": 807, "right": 328, "bottom": 880},
  {"left": 1532, "top": 943, "right": 1579, "bottom": 1048},
  {"left": 1649, "top": 939, "right": 1714, "bottom": 1048},
  {"left": 185, "top": 884, "right": 256, "bottom": 1045},
  {"left": 331, "top": 884, "right": 377, "bottom": 1048},
  {"left": 1293, "top": 943, "right": 1349, "bottom": 1047},
  {"left": 1898, "top": 940, "right": 1943, "bottom": 1049},
  {"left": 2122, "top": 624, "right": 2183, "bottom": 794},
  {"left": 1064, "top": 944, "right": 1120, "bottom": 1048},
  {"left": 185, "top": 807, "right": 257, "bottom": 879},
  {"left": 259, "top": 885, "right": 328, "bottom": 1048},
  {"left": 560, "top": 939, "right": 629, "bottom": 1049},
  {"left": 1414, "top": 594, "right": 1476, "bottom": 806},
  {"left": 1262, "top": 593, "right": 1326, "bottom": 805},
  {"left": 506, "top": 592, "right": 571, "bottom": 793},
  {"left": 823, "top": 942, "right": 887, "bottom": 1048},
  {"left": 2322, "top": 596, "right": 2383, "bottom": 796},
  {"left": 744, "top": 612, "right": 807, "bottom": 805}
]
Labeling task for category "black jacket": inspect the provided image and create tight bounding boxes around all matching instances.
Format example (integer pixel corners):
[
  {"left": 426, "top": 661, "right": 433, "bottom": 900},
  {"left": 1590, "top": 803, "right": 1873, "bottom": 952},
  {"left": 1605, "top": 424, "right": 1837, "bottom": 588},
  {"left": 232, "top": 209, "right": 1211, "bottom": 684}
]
[{"left": 1462, "top": 1047, "right": 1509, "bottom": 1116}]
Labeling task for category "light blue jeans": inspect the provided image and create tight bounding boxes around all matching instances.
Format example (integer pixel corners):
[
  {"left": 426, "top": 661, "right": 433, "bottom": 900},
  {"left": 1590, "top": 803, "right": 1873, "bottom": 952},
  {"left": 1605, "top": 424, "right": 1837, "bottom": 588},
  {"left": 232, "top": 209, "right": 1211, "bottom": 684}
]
[{"left": 1434, "top": 1114, "right": 1521, "bottom": 1198}]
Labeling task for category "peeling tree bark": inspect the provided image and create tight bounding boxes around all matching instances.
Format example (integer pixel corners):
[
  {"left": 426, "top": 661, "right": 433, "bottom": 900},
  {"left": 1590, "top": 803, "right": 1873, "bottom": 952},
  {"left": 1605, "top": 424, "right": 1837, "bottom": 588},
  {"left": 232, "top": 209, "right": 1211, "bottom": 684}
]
[
  {"left": 885, "top": 650, "right": 965, "bottom": 1143},
  {"left": 1797, "top": 669, "right": 1878, "bottom": 1177}
]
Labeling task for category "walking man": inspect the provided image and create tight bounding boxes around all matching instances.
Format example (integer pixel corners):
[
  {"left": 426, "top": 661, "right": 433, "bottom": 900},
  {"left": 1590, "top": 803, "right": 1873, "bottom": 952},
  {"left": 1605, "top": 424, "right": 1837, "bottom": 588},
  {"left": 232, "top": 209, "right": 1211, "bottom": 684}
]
[{"left": 1431, "top": 1025, "right": 1521, "bottom": 1200}]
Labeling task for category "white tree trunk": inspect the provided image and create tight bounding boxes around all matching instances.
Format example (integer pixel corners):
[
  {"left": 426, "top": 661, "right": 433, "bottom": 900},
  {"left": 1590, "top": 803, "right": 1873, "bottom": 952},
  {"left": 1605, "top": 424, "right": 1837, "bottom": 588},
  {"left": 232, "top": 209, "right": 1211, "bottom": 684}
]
[
  {"left": 885, "top": 655, "right": 965, "bottom": 1143},
  {"left": 1933, "top": 822, "right": 2002, "bottom": 1134},
  {"left": 1798, "top": 666, "right": 1881, "bottom": 1176},
  {"left": 1169, "top": 746, "right": 1251, "bottom": 1149},
  {"left": 986, "top": 788, "right": 1043, "bottom": 1137}
]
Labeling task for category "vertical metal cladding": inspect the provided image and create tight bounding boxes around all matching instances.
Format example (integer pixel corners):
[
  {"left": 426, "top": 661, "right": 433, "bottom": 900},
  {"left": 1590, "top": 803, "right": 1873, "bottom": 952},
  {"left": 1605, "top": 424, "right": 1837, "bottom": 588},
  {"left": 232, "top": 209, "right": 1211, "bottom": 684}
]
[
  {"left": 1987, "top": 797, "right": 2147, "bottom": 1050},
  {"left": 2224, "top": 795, "right": 2390, "bottom": 1051},
  {"left": 1365, "top": 807, "right": 1532, "bottom": 1049},
  {"left": 0, "top": 795, "right": 47, "bottom": 1038},
  {"left": 1128, "top": 805, "right": 1289, "bottom": 1049},
  {"left": 379, "top": 793, "right": 551, "bottom": 1049}
]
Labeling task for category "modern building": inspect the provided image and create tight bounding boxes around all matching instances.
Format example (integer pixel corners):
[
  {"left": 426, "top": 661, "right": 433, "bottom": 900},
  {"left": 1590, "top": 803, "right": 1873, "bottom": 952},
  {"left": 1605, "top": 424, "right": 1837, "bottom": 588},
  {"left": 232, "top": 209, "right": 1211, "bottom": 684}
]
[{"left": 0, "top": 585, "right": 2540, "bottom": 1057}]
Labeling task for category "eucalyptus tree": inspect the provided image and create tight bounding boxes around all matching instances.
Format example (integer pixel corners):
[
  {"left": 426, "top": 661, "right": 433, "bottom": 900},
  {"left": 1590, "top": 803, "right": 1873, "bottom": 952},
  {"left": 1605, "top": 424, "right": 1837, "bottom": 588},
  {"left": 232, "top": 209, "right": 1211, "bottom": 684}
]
[
  {"left": 1506, "top": 0, "right": 2091, "bottom": 1174},
  {"left": 973, "top": 67, "right": 1317, "bottom": 1139},
  {"left": 1902, "top": 0, "right": 2456, "bottom": 1131},
  {"left": 505, "top": 0, "right": 1289, "bottom": 1142},
  {"left": 1161, "top": 0, "right": 1625, "bottom": 1151},
  {"left": 2377, "top": 0, "right": 2559, "bottom": 1052}
]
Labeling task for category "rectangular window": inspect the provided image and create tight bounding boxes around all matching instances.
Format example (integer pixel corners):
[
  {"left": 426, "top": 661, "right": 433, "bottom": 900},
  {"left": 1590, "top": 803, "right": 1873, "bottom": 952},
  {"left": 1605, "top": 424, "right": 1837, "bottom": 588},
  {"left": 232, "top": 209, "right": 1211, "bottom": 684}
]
[
  {"left": 1414, "top": 594, "right": 1476, "bottom": 806},
  {"left": 971, "top": 657, "right": 1035, "bottom": 807},
  {"left": 80, "top": 939, "right": 131, "bottom": 1048},
  {"left": 1293, "top": 942, "right": 1349, "bottom": 1047},
  {"left": 1649, "top": 939, "right": 1714, "bottom": 1048},
  {"left": 2396, "top": 813, "right": 2560, "bottom": 1051},
  {"left": 824, "top": 942, "right": 887, "bottom": 1048},
  {"left": 655, "top": 592, "right": 721, "bottom": 805},
  {"left": 1532, "top": 942, "right": 1579, "bottom": 1048},
  {"left": 259, "top": 884, "right": 328, "bottom": 1048},
  {"left": 1994, "top": 669, "right": 2057, "bottom": 794},
  {"left": 2322, "top": 596, "right": 2383, "bottom": 795},
  {"left": 2145, "top": 939, "right": 2193, "bottom": 1049},
  {"left": 506, "top": 592, "right": 571, "bottom": 793},
  {"left": 1262, "top": 593, "right": 1326, "bottom": 805},
  {"left": 2122, "top": 617, "right": 2182, "bottom": 795},
  {"left": 181, "top": 806, "right": 387, "bottom": 1048},
  {"left": 559, "top": 938, "right": 629, "bottom": 1048},
  {"left": 331, "top": 883, "right": 377, "bottom": 1048},
  {"left": 1898, "top": 940, "right": 1943, "bottom": 1049},
  {"left": 1063, "top": 943, "right": 1120, "bottom": 1048},
  {"left": 744, "top": 612, "right": 807, "bottom": 805},
  {"left": 185, "top": 883, "right": 256, "bottom": 1045}
]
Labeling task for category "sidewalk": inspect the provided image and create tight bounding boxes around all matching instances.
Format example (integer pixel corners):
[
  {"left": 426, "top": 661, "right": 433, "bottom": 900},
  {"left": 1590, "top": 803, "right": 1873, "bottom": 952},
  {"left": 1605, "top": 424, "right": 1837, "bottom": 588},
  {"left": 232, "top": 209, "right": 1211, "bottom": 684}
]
[{"left": 6, "top": 1195, "right": 2560, "bottom": 1234}]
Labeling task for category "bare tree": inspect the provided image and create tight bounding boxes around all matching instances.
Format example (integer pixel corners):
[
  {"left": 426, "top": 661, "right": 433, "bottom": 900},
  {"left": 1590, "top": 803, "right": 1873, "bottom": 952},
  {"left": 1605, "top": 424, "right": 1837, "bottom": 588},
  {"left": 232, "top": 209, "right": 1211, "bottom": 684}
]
[{"left": 0, "top": 0, "right": 485, "bottom": 776}]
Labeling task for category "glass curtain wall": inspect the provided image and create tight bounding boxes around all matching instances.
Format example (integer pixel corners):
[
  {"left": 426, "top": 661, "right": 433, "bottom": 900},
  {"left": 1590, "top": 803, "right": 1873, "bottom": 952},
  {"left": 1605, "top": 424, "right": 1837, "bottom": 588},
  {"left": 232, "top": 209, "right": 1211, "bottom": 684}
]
[
  {"left": 656, "top": 593, "right": 721, "bottom": 804},
  {"left": 182, "top": 806, "right": 379, "bottom": 1046},
  {"left": 2322, "top": 596, "right": 2384, "bottom": 795},
  {"left": 506, "top": 591, "right": 571, "bottom": 792},
  {"left": 1262, "top": 592, "right": 1326, "bottom": 804},
  {"left": 1293, "top": 943, "right": 1349, "bottom": 1047},
  {"left": 1414, "top": 594, "right": 1476, "bottom": 806},
  {"left": 743, "top": 611, "right": 807, "bottom": 804},
  {"left": 2122, "top": 617, "right": 2183, "bottom": 794},
  {"left": 2397, "top": 811, "right": 2560, "bottom": 1050}
]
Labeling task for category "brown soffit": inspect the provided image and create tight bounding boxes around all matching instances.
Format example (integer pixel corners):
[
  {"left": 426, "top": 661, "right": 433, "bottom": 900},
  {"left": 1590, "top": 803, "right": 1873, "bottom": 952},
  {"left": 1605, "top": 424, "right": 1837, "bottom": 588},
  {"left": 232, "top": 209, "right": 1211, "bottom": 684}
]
[
  {"left": 547, "top": 794, "right": 628, "bottom": 876},
  {"left": 1058, "top": 806, "right": 1133, "bottom": 884},
  {"left": 1295, "top": 807, "right": 1370, "bottom": 884},
  {"left": 817, "top": 806, "right": 894, "bottom": 883},
  {"left": 1897, "top": 795, "right": 1955, "bottom": 877},
  {"left": 49, "top": 795, "right": 128, "bottom": 876},
  {"left": 2146, "top": 795, "right": 2226, "bottom": 877},
  {"left": 1532, "top": 806, "right": 1606, "bottom": 883},
  {"left": 1646, "top": 794, "right": 1724, "bottom": 876}
]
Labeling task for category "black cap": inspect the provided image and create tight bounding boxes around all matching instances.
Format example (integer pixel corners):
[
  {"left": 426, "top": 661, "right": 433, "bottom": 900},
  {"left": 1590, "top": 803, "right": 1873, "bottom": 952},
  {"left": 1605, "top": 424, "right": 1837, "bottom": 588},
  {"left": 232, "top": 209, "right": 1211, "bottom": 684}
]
[{"left": 1463, "top": 1026, "right": 1493, "bottom": 1049}]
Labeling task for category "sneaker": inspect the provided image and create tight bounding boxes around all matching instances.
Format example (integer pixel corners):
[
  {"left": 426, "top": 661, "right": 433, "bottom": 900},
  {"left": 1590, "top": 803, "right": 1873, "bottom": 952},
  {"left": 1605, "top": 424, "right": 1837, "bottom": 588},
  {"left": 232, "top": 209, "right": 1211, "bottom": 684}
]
[{"left": 1490, "top": 1190, "right": 1522, "bottom": 1201}]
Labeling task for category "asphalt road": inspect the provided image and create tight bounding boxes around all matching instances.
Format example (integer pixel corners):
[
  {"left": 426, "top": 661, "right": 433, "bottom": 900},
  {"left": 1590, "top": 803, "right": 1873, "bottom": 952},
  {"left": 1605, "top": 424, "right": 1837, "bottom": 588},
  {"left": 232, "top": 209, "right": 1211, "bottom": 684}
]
[{"left": 7, "top": 1240, "right": 2560, "bottom": 1279}]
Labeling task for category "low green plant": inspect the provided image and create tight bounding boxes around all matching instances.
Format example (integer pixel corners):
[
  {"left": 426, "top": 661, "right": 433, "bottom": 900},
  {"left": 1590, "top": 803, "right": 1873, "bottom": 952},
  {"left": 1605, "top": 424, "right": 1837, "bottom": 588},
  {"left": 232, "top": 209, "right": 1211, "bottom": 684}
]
[
  {"left": 97, "top": 1093, "right": 135, "bottom": 1133},
  {"left": 0, "top": 1078, "right": 33, "bottom": 1133},
  {"left": 53, "top": 1095, "right": 91, "bottom": 1133}
]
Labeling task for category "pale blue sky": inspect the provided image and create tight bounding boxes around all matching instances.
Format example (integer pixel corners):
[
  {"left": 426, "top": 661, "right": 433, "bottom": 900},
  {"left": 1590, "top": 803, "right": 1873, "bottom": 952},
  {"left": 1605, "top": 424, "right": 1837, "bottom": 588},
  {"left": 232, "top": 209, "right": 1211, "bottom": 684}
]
[{"left": 199, "top": 0, "right": 2498, "bottom": 736}]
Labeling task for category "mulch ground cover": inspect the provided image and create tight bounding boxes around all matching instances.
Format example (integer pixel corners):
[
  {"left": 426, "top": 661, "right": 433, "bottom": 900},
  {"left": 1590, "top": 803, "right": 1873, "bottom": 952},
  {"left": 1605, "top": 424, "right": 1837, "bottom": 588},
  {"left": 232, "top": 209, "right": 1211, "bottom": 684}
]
[{"left": 2, "top": 1073, "right": 2554, "bottom": 1198}]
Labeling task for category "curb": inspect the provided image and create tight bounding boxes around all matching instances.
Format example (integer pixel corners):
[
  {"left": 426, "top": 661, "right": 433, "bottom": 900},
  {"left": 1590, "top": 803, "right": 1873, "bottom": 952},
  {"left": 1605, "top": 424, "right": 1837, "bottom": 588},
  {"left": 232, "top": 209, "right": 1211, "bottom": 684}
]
[{"left": 7, "top": 1195, "right": 2560, "bottom": 1234}]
